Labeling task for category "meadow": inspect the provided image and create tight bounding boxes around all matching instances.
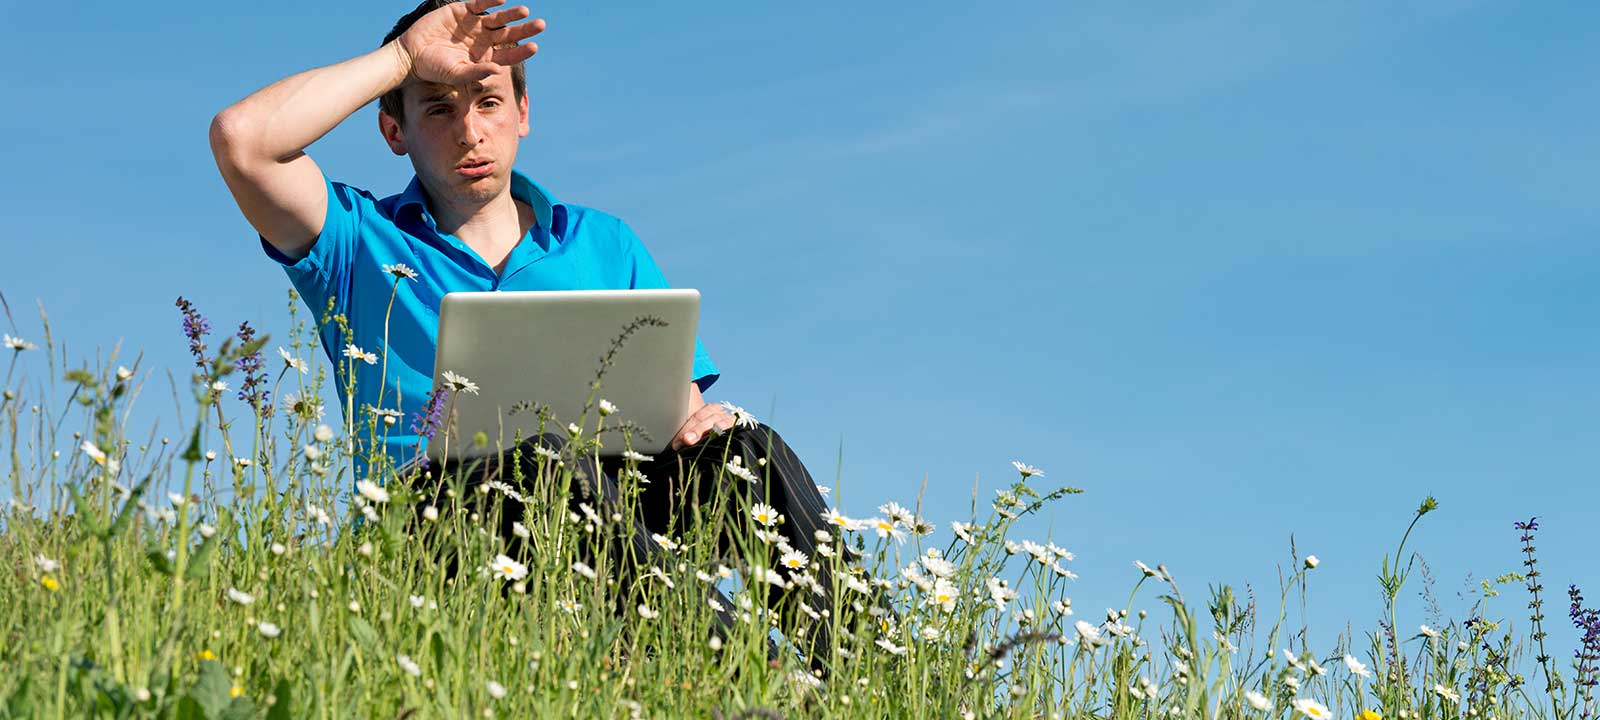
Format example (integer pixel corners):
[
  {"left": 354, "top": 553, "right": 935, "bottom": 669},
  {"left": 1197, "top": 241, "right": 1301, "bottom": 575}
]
[{"left": 1, "top": 286, "right": 1596, "bottom": 719}]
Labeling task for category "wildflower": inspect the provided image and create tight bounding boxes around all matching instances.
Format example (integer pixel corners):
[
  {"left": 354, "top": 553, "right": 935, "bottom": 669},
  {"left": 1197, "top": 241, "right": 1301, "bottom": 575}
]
[
  {"left": 1050, "top": 561, "right": 1079, "bottom": 580},
  {"left": 879, "top": 501, "right": 915, "bottom": 526},
  {"left": 652, "top": 534, "right": 679, "bottom": 552},
  {"left": 875, "top": 638, "right": 908, "bottom": 656},
  {"left": 722, "top": 459, "right": 758, "bottom": 483},
  {"left": 422, "top": 505, "right": 439, "bottom": 522},
  {"left": 1283, "top": 648, "right": 1307, "bottom": 671},
  {"left": 116, "top": 366, "right": 134, "bottom": 381},
  {"left": 233, "top": 456, "right": 252, "bottom": 469},
  {"left": 844, "top": 575, "right": 872, "bottom": 595},
  {"left": 952, "top": 521, "right": 977, "bottom": 544},
  {"left": 355, "top": 480, "right": 390, "bottom": 504},
  {"left": 1244, "top": 691, "right": 1272, "bottom": 711},
  {"left": 382, "top": 263, "right": 419, "bottom": 281},
  {"left": 1358, "top": 711, "right": 1380, "bottom": 720},
  {"left": 823, "top": 509, "right": 860, "bottom": 532},
  {"left": 1433, "top": 683, "right": 1459, "bottom": 703},
  {"left": 409, "top": 595, "right": 426, "bottom": 609},
  {"left": 1304, "top": 555, "right": 1320, "bottom": 570},
  {"left": 197, "top": 650, "right": 217, "bottom": 661},
  {"left": 282, "top": 392, "right": 325, "bottom": 421},
  {"left": 306, "top": 504, "right": 332, "bottom": 526},
  {"left": 1011, "top": 460, "right": 1044, "bottom": 478},
  {"left": 358, "top": 541, "right": 374, "bottom": 557},
  {"left": 572, "top": 561, "right": 597, "bottom": 580},
  {"left": 227, "top": 588, "right": 255, "bottom": 605},
  {"left": 1074, "top": 620, "right": 1102, "bottom": 646},
  {"left": 557, "top": 598, "right": 581, "bottom": 613},
  {"left": 440, "top": 370, "right": 479, "bottom": 394},
  {"left": 257, "top": 621, "right": 281, "bottom": 639},
  {"left": 780, "top": 550, "right": 808, "bottom": 571},
  {"left": 622, "top": 450, "right": 653, "bottom": 463},
  {"left": 1053, "top": 598, "right": 1074, "bottom": 616},
  {"left": 598, "top": 399, "right": 617, "bottom": 416},
  {"left": 1284, "top": 676, "right": 1301, "bottom": 693},
  {"left": 40, "top": 576, "right": 61, "bottom": 592},
  {"left": 303, "top": 444, "right": 320, "bottom": 461},
  {"left": 638, "top": 604, "right": 659, "bottom": 620},
  {"left": 1306, "top": 657, "right": 1327, "bottom": 677},
  {"left": 397, "top": 654, "right": 422, "bottom": 677},
  {"left": 277, "top": 347, "right": 307, "bottom": 374},
  {"left": 719, "top": 400, "right": 758, "bottom": 428},
  {"left": 34, "top": 554, "right": 59, "bottom": 573},
  {"left": 210, "top": 380, "right": 230, "bottom": 394},
  {"left": 1344, "top": 655, "right": 1371, "bottom": 679},
  {"left": 486, "top": 680, "right": 507, "bottom": 699},
  {"left": 343, "top": 343, "right": 377, "bottom": 365},
  {"left": 1020, "top": 540, "right": 1051, "bottom": 565},
  {"left": 920, "top": 554, "right": 957, "bottom": 579},
  {"left": 510, "top": 521, "right": 531, "bottom": 539},
  {"left": 1419, "top": 624, "right": 1441, "bottom": 640},
  {"left": 750, "top": 503, "right": 780, "bottom": 526},
  {"left": 1135, "top": 560, "right": 1158, "bottom": 577},
  {"left": 81, "top": 441, "right": 108, "bottom": 466},
  {"left": 1291, "top": 698, "right": 1332, "bottom": 719},
  {"left": 929, "top": 578, "right": 958, "bottom": 612},
  {"left": 869, "top": 517, "right": 906, "bottom": 543},
  {"left": 3, "top": 334, "right": 38, "bottom": 351},
  {"left": 489, "top": 555, "right": 528, "bottom": 582},
  {"left": 987, "top": 578, "right": 1018, "bottom": 611},
  {"left": 204, "top": 450, "right": 216, "bottom": 462}
]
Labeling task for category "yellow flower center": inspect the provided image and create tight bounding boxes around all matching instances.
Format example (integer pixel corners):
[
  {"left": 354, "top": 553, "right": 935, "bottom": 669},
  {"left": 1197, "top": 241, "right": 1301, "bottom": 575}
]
[{"left": 40, "top": 576, "right": 60, "bottom": 592}]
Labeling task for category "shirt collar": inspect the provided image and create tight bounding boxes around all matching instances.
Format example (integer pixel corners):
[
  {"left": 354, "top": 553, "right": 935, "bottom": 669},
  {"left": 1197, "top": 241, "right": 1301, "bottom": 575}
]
[{"left": 395, "top": 168, "right": 562, "bottom": 235}]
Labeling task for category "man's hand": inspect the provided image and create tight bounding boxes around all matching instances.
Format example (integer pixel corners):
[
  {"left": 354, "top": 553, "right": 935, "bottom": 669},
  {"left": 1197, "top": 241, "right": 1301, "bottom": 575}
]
[
  {"left": 396, "top": 0, "right": 546, "bottom": 87},
  {"left": 672, "top": 383, "right": 737, "bottom": 452}
]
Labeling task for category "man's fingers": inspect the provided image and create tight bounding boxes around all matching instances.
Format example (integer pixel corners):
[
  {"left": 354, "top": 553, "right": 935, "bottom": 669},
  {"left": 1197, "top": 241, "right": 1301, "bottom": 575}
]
[
  {"left": 464, "top": 0, "right": 508, "bottom": 14},
  {"left": 498, "top": 16, "right": 546, "bottom": 42},
  {"left": 493, "top": 41, "right": 540, "bottom": 66},
  {"left": 481, "top": 6, "right": 529, "bottom": 30}
]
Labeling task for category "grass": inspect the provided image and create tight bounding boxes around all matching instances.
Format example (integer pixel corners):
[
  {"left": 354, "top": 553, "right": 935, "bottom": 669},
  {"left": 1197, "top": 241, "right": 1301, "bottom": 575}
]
[{"left": 1, "top": 288, "right": 1597, "bottom": 719}]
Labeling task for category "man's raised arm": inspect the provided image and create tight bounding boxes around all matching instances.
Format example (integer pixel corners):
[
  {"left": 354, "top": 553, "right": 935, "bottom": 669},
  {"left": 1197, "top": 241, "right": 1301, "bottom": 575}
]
[{"left": 208, "top": 0, "right": 544, "bottom": 260}]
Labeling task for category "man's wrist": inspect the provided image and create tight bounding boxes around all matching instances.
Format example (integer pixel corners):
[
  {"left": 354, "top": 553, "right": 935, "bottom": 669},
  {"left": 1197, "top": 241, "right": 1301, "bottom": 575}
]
[{"left": 381, "top": 40, "right": 415, "bottom": 93}]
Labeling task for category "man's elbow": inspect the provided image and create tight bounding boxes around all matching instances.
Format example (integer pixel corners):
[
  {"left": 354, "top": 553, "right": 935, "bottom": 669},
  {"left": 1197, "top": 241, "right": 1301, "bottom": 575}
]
[{"left": 208, "top": 108, "right": 256, "bottom": 171}]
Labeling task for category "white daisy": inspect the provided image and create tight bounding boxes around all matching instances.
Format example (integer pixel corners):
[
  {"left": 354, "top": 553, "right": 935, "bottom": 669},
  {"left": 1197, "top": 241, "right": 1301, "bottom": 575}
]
[
  {"left": 928, "top": 578, "right": 958, "bottom": 612},
  {"left": 488, "top": 554, "right": 528, "bottom": 581},
  {"left": 572, "top": 561, "right": 597, "bottom": 580},
  {"left": 779, "top": 550, "right": 808, "bottom": 570},
  {"left": 486, "top": 680, "right": 507, "bottom": 699},
  {"left": 512, "top": 522, "right": 531, "bottom": 539},
  {"left": 80, "top": 441, "right": 108, "bottom": 466},
  {"left": 397, "top": 654, "right": 422, "bottom": 677},
  {"left": 342, "top": 343, "right": 377, "bottom": 365},
  {"left": 277, "top": 347, "right": 307, "bottom": 374},
  {"left": 382, "top": 263, "right": 419, "bottom": 281},
  {"left": 651, "top": 533, "right": 679, "bottom": 552},
  {"left": 1074, "top": 620, "right": 1102, "bottom": 646},
  {"left": 227, "top": 588, "right": 255, "bottom": 605},
  {"left": 1304, "top": 555, "right": 1320, "bottom": 569},
  {"left": 355, "top": 480, "right": 390, "bottom": 504},
  {"left": 1011, "top": 460, "right": 1044, "bottom": 478},
  {"left": 34, "top": 554, "right": 59, "bottom": 573},
  {"left": 638, "top": 604, "right": 659, "bottom": 620},
  {"left": 919, "top": 554, "right": 957, "bottom": 579},
  {"left": 750, "top": 503, "right": 780, "bottom": 526},
  {"left": 409, "top": 595, "right": 426, "bottom": 609},
  {"left": 1419, "top": 624, "right": 1441, "bottom": 639},
  {"left": 951, "top": 521, "right": 977, "bottom": 544},
  {"left": 718, "top": 400, "right": 758, "bottom": 428},
  {"left": 440, "top": 370, "right": 479, "bottom": 395},
  {"left": 622, "top": 450, "right": 653, "bottom": 463},
  {"left": 869, "top": 517, "right": 906, "bottom": 543},
  {"left": 115, "top": 366, "right": 134, "bottom": 381},
  {"left": 1433, "top": 683, "right": 1460, "bottom": 703},
  {"left": 723, "top": 460, "right": 758, "bottom": 483},
  {"left": 3, "top": 334, "right": 38, "bottom": 351},
  {"left": 1343, "top": 655, "right": 1371, "bottom": 679},
  {"left": 875, "top": 638, "right": 907, "bottom": 656},
  {"left": 1135, "top": 560, "right": 1158, "bottom": 577},
  {"left": 257, "top": 621, "right": 281, "bottom": 639},
  {"left": 557, "top": 598, "right": 581, "bottom": 613},
  {"left": 1291, "top": 698, "right": 1331, "bottom": 719},
  {"left": 878, "top": 501, "right": 915, "bottom": 526},
  {"left": 597, "top": 399, "right": 617, "bottom": 416},
  {"left": 1245, "top": 690, "right": 1271, "bottom": 711}
]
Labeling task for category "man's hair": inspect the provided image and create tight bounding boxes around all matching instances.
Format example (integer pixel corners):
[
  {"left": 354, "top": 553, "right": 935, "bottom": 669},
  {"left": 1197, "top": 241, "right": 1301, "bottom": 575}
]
[{"left": 378, "top": 0, "right": 527, "bottom": 123}]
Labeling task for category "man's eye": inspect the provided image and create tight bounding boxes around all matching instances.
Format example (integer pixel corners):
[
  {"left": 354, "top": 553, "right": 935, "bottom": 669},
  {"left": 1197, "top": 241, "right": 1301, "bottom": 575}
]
[
  {"left": 428, "top": 107, "right": 451, "bottom": 116},
  {"left": 481, "top": 100, "right": 501, "bottom": 110}
]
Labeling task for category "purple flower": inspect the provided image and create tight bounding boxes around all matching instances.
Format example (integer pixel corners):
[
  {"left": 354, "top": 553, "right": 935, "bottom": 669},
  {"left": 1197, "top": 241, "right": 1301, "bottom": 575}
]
[
  {"left": 235, "top": 321, "right": 269, "bottom": 412},
  {"left": 1570, "top": 585, "right": 1600, "bottom": 691},
  {"left": 411, "top": 387, "right": 450, "bottom": 440},
  {"left": 175, "top": 296, "right": 211, "bottom": 369}
]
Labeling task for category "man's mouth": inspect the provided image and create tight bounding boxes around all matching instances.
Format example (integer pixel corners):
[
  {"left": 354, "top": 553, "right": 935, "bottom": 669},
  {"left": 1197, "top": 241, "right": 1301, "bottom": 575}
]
[{"left": 456, "top": 159, "right": 494, "bottom": 179}]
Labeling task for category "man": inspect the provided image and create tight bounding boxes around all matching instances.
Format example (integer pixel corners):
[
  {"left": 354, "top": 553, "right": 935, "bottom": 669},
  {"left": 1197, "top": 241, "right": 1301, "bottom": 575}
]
[{"left": 210, "top": 0, "right": 869, "bottom": 671}]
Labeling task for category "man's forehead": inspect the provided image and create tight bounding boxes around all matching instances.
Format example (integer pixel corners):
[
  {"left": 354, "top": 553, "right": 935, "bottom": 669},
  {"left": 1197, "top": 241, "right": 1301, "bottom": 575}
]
[{"left": 407, "top": 74, "right": 512, "bottom": 102}]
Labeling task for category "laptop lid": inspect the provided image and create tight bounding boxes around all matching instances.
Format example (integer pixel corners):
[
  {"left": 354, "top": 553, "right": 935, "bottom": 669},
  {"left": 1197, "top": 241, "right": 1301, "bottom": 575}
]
[{"left": 424, "top": 289, "right": 700, "bottom": 463}]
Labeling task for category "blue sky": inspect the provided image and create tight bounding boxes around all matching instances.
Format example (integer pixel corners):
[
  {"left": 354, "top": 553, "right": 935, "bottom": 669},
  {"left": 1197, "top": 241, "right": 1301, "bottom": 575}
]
[{"left": 3, "top": 0, "right": 1598, "bottom": 657}]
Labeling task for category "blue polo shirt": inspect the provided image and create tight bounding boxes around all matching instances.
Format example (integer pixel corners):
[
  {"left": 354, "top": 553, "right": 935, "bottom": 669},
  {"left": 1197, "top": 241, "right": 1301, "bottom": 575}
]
[{"left": 261, "top": 169, "right": 719, "bottom": 479}]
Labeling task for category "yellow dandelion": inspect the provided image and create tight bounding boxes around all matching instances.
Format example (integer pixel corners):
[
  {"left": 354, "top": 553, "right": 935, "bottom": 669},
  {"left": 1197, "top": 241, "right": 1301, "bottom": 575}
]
[
  {"left": 229, "top": 685, "right": 244, "bottom": 698},
  {"left": 197, "top": 649, "right": 217, "bottom": 661},
  {"left": 40, "top": 576, "right": 61, "bottom": 592},
  {"left": 1359, "top": 711, "right": 1382, "bottom": 720}
]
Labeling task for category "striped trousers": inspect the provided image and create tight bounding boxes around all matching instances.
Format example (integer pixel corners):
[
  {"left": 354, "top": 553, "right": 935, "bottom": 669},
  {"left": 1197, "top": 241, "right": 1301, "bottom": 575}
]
[{"left": 410, "top": 421, "right": 877, "bottom": 673}]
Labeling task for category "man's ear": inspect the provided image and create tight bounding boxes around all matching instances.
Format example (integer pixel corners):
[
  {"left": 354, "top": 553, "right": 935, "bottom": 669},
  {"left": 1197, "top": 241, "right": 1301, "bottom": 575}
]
[
  {"left": 517, "top": 94, "right": 530, "bottom": 138},
  {"left": 378, "top": 110, "right": 408, "bottom": 156}
]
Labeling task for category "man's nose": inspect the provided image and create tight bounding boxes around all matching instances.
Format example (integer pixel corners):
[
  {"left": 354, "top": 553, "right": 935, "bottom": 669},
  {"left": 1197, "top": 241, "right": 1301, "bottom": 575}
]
[{"left": 456, "top": 112, "right": 484, "bottom": 147}]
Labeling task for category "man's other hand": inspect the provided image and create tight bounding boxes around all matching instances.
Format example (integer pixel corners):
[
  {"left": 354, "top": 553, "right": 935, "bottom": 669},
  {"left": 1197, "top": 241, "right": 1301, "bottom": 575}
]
[
  {"left": 397, "top": 0, "right": 546, "bottom": 87},
  {"left": 673, "top": 383, "right": 736, "bottom": 451}
]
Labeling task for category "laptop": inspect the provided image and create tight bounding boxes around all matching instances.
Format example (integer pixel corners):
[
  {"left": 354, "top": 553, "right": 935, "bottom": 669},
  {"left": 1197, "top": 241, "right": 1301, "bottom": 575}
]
[{"left": 421, "top": 289, "right": 701, "bottom": 464}]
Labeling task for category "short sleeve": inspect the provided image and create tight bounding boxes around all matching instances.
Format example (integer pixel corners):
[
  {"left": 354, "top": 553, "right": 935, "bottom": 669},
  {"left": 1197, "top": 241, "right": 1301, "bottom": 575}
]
[
  {"left": 259, "top": 172, "right": 365, "bottom": 319},
  {"left": 616, "top": 219, "right": 721, "bottom": 391}
]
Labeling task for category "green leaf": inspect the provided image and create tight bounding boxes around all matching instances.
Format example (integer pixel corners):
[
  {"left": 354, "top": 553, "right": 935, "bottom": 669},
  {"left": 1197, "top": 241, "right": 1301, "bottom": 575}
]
[
  {"left": 219, "top": 696, "right": 257, "bottom": 720},
  {"left": 188, "top": 660, "right": 232, "bottom": 720},
  {"left": 146, "top": 548, "right": 174, "bottom": 576},
  {"left": 186, "top": 533, "right": 221, "bottom": 581},
  {"left": 107, "top": 474, "right": 153, "bottom": 540},
  {"left": 348, "top": 617, "right": 380, "bottom": 651},
  {"left": 174, "top": 696, "right": 208, "bottom": 720},
  {"left": 6, "top": 676, "right": 35, "bottom": 718},
  {"left": 264, "top": 678, "right": 293, "bottom": 720},
  {"left": 181, "top": 425, "right": 203, "bottom": 463}
]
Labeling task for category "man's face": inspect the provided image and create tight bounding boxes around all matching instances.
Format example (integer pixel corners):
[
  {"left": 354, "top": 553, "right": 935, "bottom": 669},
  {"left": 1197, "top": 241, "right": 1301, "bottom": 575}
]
[{"left": 379, "top": 68, "right": 529, "bottom": 208}]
